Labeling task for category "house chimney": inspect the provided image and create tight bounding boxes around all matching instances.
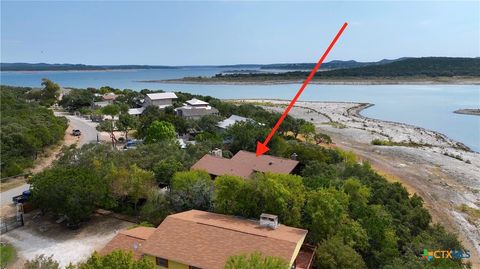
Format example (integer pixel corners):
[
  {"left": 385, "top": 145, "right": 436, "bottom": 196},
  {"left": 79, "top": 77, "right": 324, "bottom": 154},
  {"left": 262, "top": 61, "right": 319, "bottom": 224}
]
[
  {"left": 260, "top": 213, "right": 279, "bottom": 229},
  {"left": 210, "top": 148, "right": 222, "bottom": 158}
]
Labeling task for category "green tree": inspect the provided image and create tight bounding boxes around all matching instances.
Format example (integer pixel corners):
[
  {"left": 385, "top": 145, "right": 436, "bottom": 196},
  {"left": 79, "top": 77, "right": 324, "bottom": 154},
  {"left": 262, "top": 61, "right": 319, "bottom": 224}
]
[
  {"left": 197, "top": 114, "right": 223, "bottom": 133},
  {"left": 145, "top": 120, "right": 176, "bottom": 143},
  {"left": 315, "top": 235, "right": 366, "bottom": 269},
  {"left": 101, "top": 104, "right": 120, "bottom": 120},
  {"left": 23, "top": 254, "right": 60, "bottom": 269},
  {"left": 137, "top": 106, "right": 163, "bottom": 138},
  {"left": 226, "top": 121, "right": 283, "bottom": 154},
  {"left": 299, "top": 122, "right": 316, "bottom": 142},
  {"left": 360, "top": 205, "right": 399, "bottom": 268},
  {"left": 304, "top": 188, "right": 349, "bottom": 242},
  {"left": 31, "top": 166, "right": 109, "bottom": 225},
  {"left": 254, "top": 173, "right": 305, "bottom": 226},
  {"left": 314, "top": 133, "right": 332, "bottom": 144},
  {"left": 213, "top": 175, "right": 249, "bottom": 215},
  {"left": 59, "top": 89, "right": 95, "bottom": 112},
  {"left": 77, "top": 251, "right": 155, "bottom": 269},
  {"left": 213, "top": 173, "right": 305, "bottom": 227},
  {"left": 38, "top": 78, "right": 61, "bottom": 106},
  {"left": 343, "top": 178, "right": 371, "bottom": 218},
  {"left": 170, "top": 170, "right": 213, "bottom": 211},
  {"left": 117, "top": 113, "right": 138, "bottom": 141},
  {"left": 300, "top": 161, "right": 338, "bottom": 190},
  {"left": 96, "top": 120, "right": 117, "bottom": 148},
  {"left": 152, "top": 158, "right": 184, "bottom": 185},
  {"left": 140, "top": 191, "right": 172, "bottom": 225},
  {"left": 224, "top": 252, "right": 288, "bottom": 269},
  {"left": 105, "top": 164, "right": 155, "bottom": 211}
]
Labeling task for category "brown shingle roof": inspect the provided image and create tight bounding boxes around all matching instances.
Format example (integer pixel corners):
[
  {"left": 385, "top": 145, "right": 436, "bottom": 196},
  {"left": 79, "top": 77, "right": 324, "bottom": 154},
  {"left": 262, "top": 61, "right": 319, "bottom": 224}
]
[
  {"left": 99, "top": 227, "right": 155, "bottom": 260},
  {"left": 232, "top": 151, "right": 299, "bottom": 174},
  {"left": 191, "top": 151, "right": 299, "bottom": 178},
  {"left": 140, "top": 210, "right": 307, "bottom": 269},
  {"left": 120, "top": 226, "right": 156, "bottom": 240},
  {"left": 191, "top": 154, "right": 253, "bottom": 178}
]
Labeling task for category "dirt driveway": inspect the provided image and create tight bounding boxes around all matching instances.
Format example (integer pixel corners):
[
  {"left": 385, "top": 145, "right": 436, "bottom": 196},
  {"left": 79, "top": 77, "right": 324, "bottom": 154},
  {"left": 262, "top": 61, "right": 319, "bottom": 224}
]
[{"left": 2, "top": 211, "right": 132, "bottom": 268}]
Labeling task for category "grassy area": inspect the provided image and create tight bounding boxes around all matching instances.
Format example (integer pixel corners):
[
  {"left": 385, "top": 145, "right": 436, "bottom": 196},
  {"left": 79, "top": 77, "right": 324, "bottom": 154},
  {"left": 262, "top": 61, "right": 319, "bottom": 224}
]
[
  {"left": 456, "top": 204, "right": 480, "bottom": 226},
  {"left": 371, "top": 138, "right": 431, "bottom": 148},
  {"left": 0, "top": 243, "right": 16, "bottom": 268},
  {"left": 227, "top": 100, "right": 282, "bottom": 108},
  {"left": 323, "top": 121, "right": 346, "bottom": 129}
]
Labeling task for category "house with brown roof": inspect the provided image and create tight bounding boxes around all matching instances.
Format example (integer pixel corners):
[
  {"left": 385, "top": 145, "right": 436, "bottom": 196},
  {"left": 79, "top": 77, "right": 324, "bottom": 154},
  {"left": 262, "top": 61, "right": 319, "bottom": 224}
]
[
  {"left": 99, "top": 226, "right": 155, "bottom": 260},
  {"left": 100, "top": 210, "right": 315, "bottom": 269},
  {"left": 191, "top": 150, "right": 299, "bottom": 179},
  {"left": 102, "top": 92, "right": 120, "bottom": 102}
]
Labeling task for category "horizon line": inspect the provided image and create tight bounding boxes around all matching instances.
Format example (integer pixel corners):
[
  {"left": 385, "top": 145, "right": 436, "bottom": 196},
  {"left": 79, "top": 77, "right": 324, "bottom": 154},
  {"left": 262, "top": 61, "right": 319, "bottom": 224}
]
[{"left": 2, "top": 56, "right": 480, "bottom": 68}]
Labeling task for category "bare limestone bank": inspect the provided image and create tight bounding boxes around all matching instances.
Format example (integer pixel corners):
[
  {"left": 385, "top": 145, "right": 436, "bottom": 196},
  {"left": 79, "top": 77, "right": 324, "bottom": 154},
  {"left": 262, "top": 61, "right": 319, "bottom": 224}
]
[{"left": 238, "top": 99, "right": 480, "bottom": 263}]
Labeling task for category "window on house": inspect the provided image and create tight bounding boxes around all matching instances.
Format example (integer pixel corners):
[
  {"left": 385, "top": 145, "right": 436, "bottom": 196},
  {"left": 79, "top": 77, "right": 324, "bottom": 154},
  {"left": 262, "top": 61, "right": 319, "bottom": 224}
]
[{"left": 156, "top": 257, "right": 168, "bottom": 267}]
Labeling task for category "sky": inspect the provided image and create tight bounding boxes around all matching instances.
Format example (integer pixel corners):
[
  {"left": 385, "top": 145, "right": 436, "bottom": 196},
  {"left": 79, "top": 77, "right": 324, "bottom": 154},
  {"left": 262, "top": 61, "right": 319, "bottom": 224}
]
[{"left": 1, "top": 1, "right": 479, "bottom": 65}]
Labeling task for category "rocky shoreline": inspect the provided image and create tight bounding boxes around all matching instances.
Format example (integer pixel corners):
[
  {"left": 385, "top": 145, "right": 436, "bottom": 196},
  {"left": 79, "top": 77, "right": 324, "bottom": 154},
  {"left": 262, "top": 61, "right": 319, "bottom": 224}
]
[
  {"left": 141, "top": 76, "right": 480, "bottom": 85},
  {"left": 237, "top": 99, "right": 480, "bottom": 263}
]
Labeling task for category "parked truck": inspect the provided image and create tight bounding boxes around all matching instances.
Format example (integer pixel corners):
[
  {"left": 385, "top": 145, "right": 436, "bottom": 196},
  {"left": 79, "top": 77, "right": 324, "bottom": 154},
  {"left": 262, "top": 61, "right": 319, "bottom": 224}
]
[{"left": 12, "top": 190, "right": 31, "bottom": 204}]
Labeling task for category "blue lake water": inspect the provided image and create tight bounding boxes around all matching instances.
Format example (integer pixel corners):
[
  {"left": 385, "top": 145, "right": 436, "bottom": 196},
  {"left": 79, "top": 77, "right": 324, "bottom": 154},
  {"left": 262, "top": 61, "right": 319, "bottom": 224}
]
[{"left": 1, "top": 68, "right": 479, "bottom": 151}]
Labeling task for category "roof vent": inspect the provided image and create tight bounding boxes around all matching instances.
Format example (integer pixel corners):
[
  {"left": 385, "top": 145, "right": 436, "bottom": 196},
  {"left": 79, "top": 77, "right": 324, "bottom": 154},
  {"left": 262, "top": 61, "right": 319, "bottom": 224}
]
[
  {"left": 260, "top": 213, "right": 279, "bottom": 229},
  {"left": 268, "top": 162, "right": 273, "bottom": 165}
]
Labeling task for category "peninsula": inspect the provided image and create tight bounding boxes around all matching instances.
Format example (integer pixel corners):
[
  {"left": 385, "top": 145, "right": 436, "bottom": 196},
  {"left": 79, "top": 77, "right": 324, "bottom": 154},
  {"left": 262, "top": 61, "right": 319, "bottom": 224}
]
[
  {"left": 150, "top": 57, "right": 480, "bottom": 85},
  {"left": 454, "top": 109, "right": 480, "bottom": 116}
]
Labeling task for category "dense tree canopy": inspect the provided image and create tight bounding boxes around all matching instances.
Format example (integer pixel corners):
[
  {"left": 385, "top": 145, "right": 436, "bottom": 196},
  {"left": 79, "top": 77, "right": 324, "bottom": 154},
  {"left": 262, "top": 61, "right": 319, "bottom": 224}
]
[
  {"left": 214, "top": 173, "right": 305, "bottom": 227},
  {"left": 31, "top": 166, "right": 110, "bottom": 225},
  {"left": 0, "top": 86, "right": 67, "bottom": 177},
  {"left": 170, "top": 170, "right": 213, "bottom": 211}
]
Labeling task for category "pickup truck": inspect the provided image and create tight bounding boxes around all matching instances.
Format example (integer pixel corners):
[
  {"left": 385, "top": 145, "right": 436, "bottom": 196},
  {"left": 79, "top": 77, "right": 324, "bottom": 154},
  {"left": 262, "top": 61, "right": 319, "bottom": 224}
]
[{"left": 12, "top": 190, "right": 31, "bottom": 204}]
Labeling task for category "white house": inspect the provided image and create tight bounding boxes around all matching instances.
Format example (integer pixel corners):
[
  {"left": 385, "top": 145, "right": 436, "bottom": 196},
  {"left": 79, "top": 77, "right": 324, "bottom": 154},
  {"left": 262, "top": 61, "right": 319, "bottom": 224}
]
[
  {"left": 217, "top": 115, "right": 251, "bottom": 130},
  {"left": 175, "top": 98, "right": 219, "bottom": 120},
  {"left": 143, "top": 92, "right": 178, "bottom": 109}
]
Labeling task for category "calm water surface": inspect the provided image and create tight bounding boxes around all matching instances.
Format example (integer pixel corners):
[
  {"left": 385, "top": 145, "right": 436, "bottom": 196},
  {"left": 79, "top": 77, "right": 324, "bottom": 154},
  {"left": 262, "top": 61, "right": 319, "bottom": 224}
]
[{"left": 1, "top": 68, "right": 479, "bottom": 151}]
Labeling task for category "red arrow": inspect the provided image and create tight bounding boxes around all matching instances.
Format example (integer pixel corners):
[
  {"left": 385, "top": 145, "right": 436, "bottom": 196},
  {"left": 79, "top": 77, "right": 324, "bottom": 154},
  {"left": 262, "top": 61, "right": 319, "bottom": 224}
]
[{"left": 256, "top": 22, "right": 348, "bottom": 156}]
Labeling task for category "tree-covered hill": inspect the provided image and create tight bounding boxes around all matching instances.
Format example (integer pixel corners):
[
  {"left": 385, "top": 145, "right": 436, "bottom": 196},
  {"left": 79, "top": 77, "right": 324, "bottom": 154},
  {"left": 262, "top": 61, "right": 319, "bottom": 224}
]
[
  {"left": 259, "top": 58, "right": 406, "bottom": 70},
  {"left": 318, "top": 57, "right": 480, "bottom": 77},
  {"left": 0, "top": 63, "right": 177, "bottom": 71},
  {"left": 170, "top": 57, "right": 480, "bottom": 83}
]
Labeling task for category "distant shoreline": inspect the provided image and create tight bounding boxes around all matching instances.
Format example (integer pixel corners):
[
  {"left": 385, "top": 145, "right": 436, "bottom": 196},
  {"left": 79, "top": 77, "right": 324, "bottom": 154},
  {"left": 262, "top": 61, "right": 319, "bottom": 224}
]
[
  {"left": 2, "top": 69, "right": 135, "bottom": 73},
  {"left": 140, "top": 76, "right": 480, "bottom": 85},
  {"left": 454, "top": 109, "right": 480, "bottom": 116}
]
